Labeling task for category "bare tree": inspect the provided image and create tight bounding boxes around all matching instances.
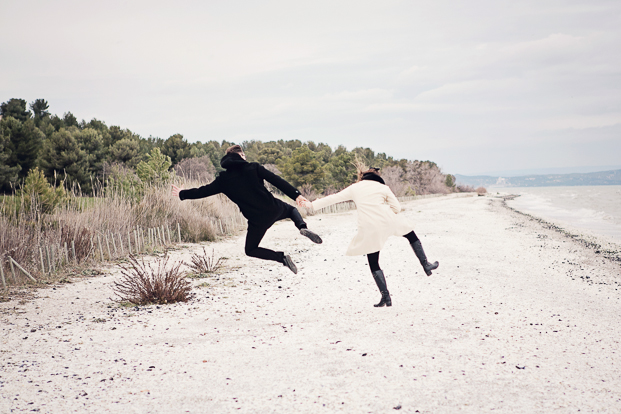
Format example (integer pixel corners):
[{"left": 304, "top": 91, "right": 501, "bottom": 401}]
[
  {"left": 382, "top": 165, "right": 410, "bottom": 197},
  {"left": 174, "top": 156, "right": 216, "bottom": 183}
]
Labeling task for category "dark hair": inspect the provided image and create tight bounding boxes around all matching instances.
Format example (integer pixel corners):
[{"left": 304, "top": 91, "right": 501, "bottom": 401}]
[{"left": 225, "top": 145, "right": 244, "bottom": 155}]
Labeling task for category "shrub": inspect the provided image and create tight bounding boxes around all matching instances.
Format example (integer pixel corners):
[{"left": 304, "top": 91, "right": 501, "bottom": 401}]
[
  {"left": 476, "top": 186, "right": 487, "bottom": 195},
  {"left": 456, "top": 184, "right": 475, "bottom": 192},
  {"left": 20, "top": 167, "right": 67, "bottom": 213},
  {"left": 186, "top": 247, "right": 224, "bottom": 277},
  {"left": 113, "top": 255, "right": 192, "bottom": 305},
  {"left": 136, "top": 148, "right": 172, "bottom": 184},
  {"left": 173, "top": 155, "right": 215, "bottom": 183}
]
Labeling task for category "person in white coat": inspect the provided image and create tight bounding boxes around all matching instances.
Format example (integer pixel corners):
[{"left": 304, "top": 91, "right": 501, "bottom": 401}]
[{"left": 301, "top": 167, "right": 439, "bottom": 307}]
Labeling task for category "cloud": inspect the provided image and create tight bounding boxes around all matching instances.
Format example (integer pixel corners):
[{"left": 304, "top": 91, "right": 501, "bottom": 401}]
[{"left": 1, "top": 0, "right": 620, "bottom": 174}]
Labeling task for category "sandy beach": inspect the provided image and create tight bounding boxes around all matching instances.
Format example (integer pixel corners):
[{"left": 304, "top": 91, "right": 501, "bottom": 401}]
[{"left": 1, "top": 194, "right": 620, "bottom": 413}]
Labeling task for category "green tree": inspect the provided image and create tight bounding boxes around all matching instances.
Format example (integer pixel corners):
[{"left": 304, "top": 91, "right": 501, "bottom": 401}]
[
  {"left": 0, "top": 125, "right": 20, "bottom": 189},
  {"left": 445, "top": 174, "right": 456, "bottom": 189},
  {"left": 258, "top": 147, "right": 283, "bottom": 164},
  {"left": 75, "top": 127, "right": 105, "bottom": 175},
  {"left": 161, "top": 134, "right": 190, "bottom": 165},
  {"left": 0, "top": 98, "right": 32, "bottom": 122},
  {"left": 20, "top": 167, "right": 67, "bottom": 213},
  {"left": 0, "top": 116, "right": 45, "bottom": 181},
  {"left": 63, "top": 112, "right": 79, "bottom": 128},
  {"left": 38, "top": 129, "right": 89, "bottom": 192},
  {"left": 326, "top": 151, "right": 356, "bottom": 189},
  {"left": 136, "top": 148, "right": 172, "bottom": 184},
  {"left": 277, "top": 146, "right": 325, "bottom": 190},
  {"left": 110, "top": 138, "right": 140, "bottom": 167},
  {"left": 29, "top": 99, "right": 50, "bottom": 126}
]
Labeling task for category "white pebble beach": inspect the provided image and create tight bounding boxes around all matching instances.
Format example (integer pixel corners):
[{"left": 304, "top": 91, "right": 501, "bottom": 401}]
[{"left": 1, "top": 194, "right": 620, "bottom": 413}]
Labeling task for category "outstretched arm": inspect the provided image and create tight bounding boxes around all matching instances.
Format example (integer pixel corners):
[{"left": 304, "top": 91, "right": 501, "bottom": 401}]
[
  {"left": 257, "top": 165, "right": 301, "bottom": 201},
  {"left": 310, "top": 186, "right": 354, "bottom": 211},
  {"left": 173, "top": 179, "right": 222, "bottom": 200}
]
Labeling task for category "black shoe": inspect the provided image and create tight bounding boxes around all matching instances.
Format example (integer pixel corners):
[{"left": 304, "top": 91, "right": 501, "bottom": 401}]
[
  {"left": 411, "top": 240, "right": 439, "bottom": 276},
  {"left": 371, "top": 270, "right": 392, "bottom": 307},
  {"left": 374, "top": 291, "right": 392, "bottom": 307},
  {"left": 300, "top": 228, "right": 322, "bottom": 244},
  {"left": 283, "top": 254, "right": 298, "bottom": 274}
]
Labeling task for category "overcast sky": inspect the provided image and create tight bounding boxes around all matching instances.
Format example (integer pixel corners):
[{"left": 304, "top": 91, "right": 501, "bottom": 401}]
[{"left": 1, "top": 0, "right": 620, "bottom": 175}]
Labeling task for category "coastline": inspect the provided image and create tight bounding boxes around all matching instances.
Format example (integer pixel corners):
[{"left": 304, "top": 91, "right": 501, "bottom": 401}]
[
  {"left": 1, "top": 194, "right": 620, "bottom": 413},
  {"left": 500, "top": 194, "right": 621, "bottom": 267}
]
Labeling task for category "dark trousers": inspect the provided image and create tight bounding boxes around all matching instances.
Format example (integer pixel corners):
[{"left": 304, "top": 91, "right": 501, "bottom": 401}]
[
  {"left": 367, "top": 231, "right": 419, "bottom": 271},
  {"left": 244, "top": 204, "right": 307, "bottom": 263}
]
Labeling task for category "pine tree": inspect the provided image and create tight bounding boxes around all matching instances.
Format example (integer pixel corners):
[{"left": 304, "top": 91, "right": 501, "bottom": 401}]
[
  {"left": 161, "top": 134, "right": 190, "bottom": 165},
  {"left": 0, "top": 124, "right": 21, "bottom": 189},
  {"left": 277, "top": 146, "right": 325, "bottom": 190},
  {"left": 38, "top": 129, "right": 89, "bottom": 192},
  {"left": 0, "top": 116, "right": 44, "bottom": 181},
  {"left": 0, "top": 98, "right": 32, "bottom": 122}
]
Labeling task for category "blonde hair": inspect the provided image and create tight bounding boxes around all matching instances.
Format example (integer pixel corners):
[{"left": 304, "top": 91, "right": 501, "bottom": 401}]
[{"left": 353, "top": 156, "right": 380, "bottom": 182}]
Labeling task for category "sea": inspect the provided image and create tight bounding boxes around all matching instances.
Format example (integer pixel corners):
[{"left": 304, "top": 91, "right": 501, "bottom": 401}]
[{"left": 504, "top": 185, "right": 621, "bottom": 244}]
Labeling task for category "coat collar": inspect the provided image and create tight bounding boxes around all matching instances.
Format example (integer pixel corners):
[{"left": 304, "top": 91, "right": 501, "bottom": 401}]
[{"left": 361, "top": 173, "right": 385, "bottom": 185}]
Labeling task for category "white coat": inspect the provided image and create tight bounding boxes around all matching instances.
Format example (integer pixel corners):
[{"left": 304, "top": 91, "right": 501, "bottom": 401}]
[{"left": 311, "top": 180, "right": 413, "bottom": 256}]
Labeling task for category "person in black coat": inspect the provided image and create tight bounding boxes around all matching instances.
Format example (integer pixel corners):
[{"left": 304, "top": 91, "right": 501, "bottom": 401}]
[{"left": 171, "top": 145, "right": 322, "bottom": 274}]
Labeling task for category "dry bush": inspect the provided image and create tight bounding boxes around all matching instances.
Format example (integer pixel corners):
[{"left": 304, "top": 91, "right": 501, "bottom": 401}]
[
  {"left": 113, "top": 255, "right": 192, "bottom": 305},
  {"left": 476, "top": 187, "right": 488, "bottom": 195},
  {"left": 456, "top": 184, "right": 475, "bottom": 192},
  {"left": 0, "top": 176, "right": 247, "bottom": 287},
  {"left": 405, "top": 161, "right": 450, "bottom": 195},
  {"left": 174, "top": 156, "right": 216, "bottom": 183},
  {"left": 382, "top": 165, "right": 410, "bottom": 197},
  {"left": 186, "top": 247, "right": 225, "bottom": 276}
]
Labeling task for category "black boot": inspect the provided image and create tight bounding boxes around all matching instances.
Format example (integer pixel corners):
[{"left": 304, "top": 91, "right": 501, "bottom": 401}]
[
  {"left": 371, "top": 270, "right": 392, "bottom": 307},
  {"left": 411, "top": 240, "right": 439, "bottom": 276},
  {"left": 282, "top": 254, "right": 298, "bottom": 274},
  {"left": 290, "top": 209, "right": 323, "bottom": 244}
]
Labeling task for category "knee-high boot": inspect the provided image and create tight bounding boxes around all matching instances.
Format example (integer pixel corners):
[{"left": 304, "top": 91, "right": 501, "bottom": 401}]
[
  {"left": 411, "top": 240, "right": 439, "bottom": 276},
  {"left": 371, "top": 270, "right": 392, "bottom": 307}
]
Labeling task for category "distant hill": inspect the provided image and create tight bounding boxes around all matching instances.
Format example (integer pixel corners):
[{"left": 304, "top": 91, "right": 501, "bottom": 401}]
[{"left": 455, "top": 169, "right": 621, "bottom": 188}]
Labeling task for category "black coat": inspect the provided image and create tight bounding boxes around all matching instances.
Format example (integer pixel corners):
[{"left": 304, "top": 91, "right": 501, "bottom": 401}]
[{"left": 179, "top": 153, "right": 301, "bottom": 226}]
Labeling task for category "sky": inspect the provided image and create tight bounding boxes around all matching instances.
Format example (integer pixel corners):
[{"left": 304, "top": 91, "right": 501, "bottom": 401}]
[{"left": 1, "top": 0, "right": 620, "bottom": 175}]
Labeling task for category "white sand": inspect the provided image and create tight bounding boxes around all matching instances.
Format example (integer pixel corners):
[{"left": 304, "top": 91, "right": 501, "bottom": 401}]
[{"left": 1, "top": 194, "right": 620, "bottom": 413}]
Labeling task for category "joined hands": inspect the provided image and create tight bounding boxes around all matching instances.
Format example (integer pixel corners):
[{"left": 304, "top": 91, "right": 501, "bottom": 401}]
[{"left": 296, "top": 195, "right": 313, "bottom": 209}]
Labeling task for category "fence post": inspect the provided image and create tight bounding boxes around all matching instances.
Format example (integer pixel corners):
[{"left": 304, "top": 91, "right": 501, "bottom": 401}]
[
  {"left": 9, "top": 257, "right": 16, "bottom": 282},
  {"left": 46, "top": 246, "right": 51, "bottom": 274},
  {"left": 39, "top": 247, "right": 45, "bottom": 273},
  {"left": 64, "top": 242, "right": 69, "bottom": 264},
  {"left": 111, "top": 233, "right": 118, "bottom": 256},
  {"left": 118, "top": 233, "right": 124, "bottom": 254},
  {"left": 71, "top": 240, "right": 76, "bottom": 262},
  {"left": 177, "top": 223, "right": 182, "bottom": 243},
  {"left": 9, "top": 257, "right": 36, "bottom": 283},
  {"left": 0, "top": 260, "right": 6, "bottom": 288},
  {"left": 128, "top": 231, "right": 132, "bottom": 255},
  {"left": 51, "top": 246, "right": 56, "bottom": 272},
  {"left": 98, "top": 235, "right": 104, "bottom": 261},
  {"left": 133, "top": 230, "right": 139, "bottom": 253},
  {"left": 105, "top": 234, "right": 112, "bottom": 258},
  {"left": 167, "top": 226, "right": 172, "bottom": 246}
]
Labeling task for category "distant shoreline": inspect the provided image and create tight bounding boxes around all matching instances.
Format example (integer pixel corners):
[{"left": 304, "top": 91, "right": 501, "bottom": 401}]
[{"left": 456, "top": 169, "right": 621, "bottom": 188}]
